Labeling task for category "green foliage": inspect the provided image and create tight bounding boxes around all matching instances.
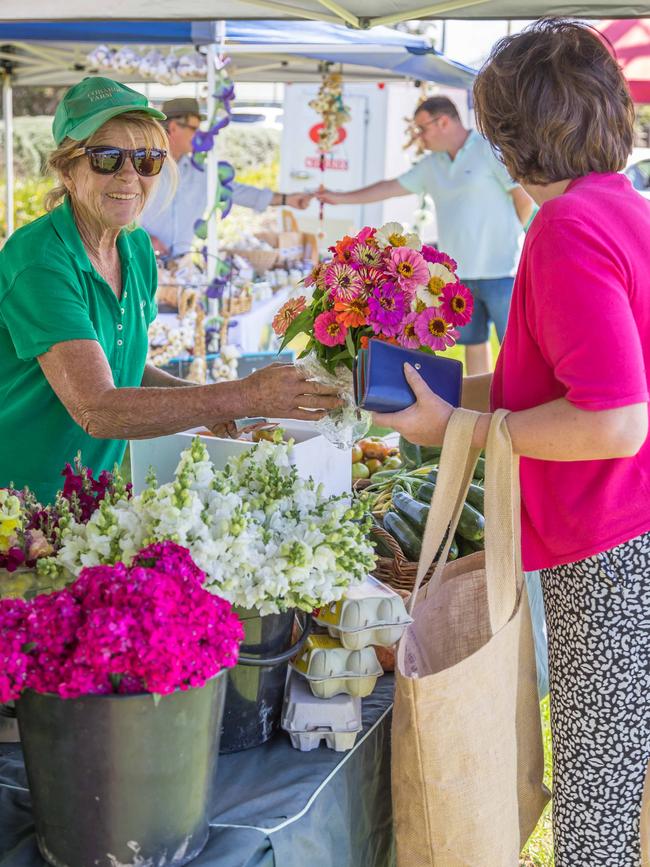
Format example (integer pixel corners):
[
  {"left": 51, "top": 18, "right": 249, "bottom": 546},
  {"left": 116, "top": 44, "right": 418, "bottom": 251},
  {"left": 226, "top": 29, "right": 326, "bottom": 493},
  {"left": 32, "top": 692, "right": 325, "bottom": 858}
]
[
  {"left": 0, "top": 176, "right": 55, "bottom": 235},
  {"left": 218, "top": 125, "right": 280, "bottom": 174},
  {"left": 520, "top": 696, "right": 554, "bottom": 866},
  {"left": 0, "top": 115, "right": 54, "bottom": 177}
]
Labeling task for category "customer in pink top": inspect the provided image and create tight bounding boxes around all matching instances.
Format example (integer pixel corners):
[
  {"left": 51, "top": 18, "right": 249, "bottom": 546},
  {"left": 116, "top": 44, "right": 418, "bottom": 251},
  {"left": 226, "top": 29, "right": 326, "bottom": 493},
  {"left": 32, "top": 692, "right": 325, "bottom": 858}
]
[{"left": 374, "top": 19, "right": 650, "bottom": 867}]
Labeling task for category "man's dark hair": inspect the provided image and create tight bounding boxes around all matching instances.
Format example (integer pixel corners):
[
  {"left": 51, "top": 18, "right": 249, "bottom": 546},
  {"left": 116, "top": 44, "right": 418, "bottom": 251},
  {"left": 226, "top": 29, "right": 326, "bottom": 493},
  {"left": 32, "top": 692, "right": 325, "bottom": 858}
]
[
  {"left": 414, "top": 96, "right": 461, "bottom": 122},
  {"left": 473, "top": 18, "right": 634, "bottom": 184}
]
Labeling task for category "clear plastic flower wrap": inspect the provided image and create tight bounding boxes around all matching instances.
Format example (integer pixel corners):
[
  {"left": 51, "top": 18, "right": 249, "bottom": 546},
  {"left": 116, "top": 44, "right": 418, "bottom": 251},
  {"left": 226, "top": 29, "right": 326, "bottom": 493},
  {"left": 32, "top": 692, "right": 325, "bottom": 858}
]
[{"left": 295, "top": 352, "right": 371, "bottom": 449}]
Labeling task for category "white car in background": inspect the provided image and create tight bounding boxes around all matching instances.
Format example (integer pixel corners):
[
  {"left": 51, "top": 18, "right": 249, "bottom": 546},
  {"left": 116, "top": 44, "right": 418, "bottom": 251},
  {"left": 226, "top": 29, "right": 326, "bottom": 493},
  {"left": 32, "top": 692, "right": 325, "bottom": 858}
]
[{"left": 625, "top": 148, "right": 650, "bottom": 199}]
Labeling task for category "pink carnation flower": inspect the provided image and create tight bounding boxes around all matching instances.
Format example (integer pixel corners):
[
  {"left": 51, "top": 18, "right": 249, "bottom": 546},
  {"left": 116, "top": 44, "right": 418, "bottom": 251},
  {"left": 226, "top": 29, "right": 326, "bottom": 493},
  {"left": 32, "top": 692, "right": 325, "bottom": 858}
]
[
  {"left": 440, "top": 282, "right": 474, "bottom": 326},
  {"left": 421, "top": 245, "right": 458, "bottom": 274},
  {"left": 385, "top": 247, "right": 429, "bottom": 293},
  {"left": 414, "top": 308, "right": 459, "bottom": 351},
  {"left": 314, "top": 310, "right": 348, "bottom": 347}
]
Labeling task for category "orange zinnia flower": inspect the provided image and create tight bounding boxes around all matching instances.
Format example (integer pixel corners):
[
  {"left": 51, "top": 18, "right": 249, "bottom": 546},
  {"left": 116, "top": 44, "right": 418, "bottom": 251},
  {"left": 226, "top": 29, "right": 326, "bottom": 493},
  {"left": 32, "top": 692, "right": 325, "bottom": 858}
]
[
  {"left": 272, "top": 296, "right": 307, "bottom": 336},
  {"left": 334, "top": 297, "right": 369, "bottom": 328}
]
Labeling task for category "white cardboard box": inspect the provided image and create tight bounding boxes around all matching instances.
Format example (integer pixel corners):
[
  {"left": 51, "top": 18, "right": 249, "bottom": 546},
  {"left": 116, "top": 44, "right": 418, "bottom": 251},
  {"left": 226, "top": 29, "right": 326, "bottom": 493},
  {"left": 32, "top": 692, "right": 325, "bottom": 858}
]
[{"left": 130, "top": 420, "right": 351, "bottom": 498}]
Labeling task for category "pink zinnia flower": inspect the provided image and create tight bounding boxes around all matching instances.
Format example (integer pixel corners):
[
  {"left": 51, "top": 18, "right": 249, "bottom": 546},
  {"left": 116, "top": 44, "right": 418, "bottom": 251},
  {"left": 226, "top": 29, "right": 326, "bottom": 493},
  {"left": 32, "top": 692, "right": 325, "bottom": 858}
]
[
  {"left": 357, "top": 226, "right": 377, "bottom": 246},
  {"left": 415, "top": 308, "right": 459, "bottom": 350},
  {"left": 386, "top": 247, "right": 429, "bottom": 293},
  {"left": 314, "top": 310, "right": 348, "bottom": 346},
  {"left": 351, "top": 243, "right": 383, "bottom": 268},
  {"left": 440, "top": 282, "right": 474, "bottom": 326},
  {"left": 304, "top": 262, "right": 327, "bottom": 290},
  {"left": 324, "top": 262, "right": 363, "bottom": 302},
  {"left": 398, "top": 312, "right": 421, "bottom": 349},
  {"left": 367, "top": 282, "right": 408, "bottom": 337},
  {"left": 421, "top": 245, "right": 458, "bottom": 274}
]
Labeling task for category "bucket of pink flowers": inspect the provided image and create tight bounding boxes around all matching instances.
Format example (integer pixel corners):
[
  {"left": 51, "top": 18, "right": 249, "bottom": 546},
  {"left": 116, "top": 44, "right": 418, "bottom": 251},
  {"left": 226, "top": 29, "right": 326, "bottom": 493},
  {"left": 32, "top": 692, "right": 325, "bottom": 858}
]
[
  {"left": 272, "top": 221, "right": 473, "bottom": 447},
  {"left": 0, "top": 541, "right": 243, "bottom": 867}
]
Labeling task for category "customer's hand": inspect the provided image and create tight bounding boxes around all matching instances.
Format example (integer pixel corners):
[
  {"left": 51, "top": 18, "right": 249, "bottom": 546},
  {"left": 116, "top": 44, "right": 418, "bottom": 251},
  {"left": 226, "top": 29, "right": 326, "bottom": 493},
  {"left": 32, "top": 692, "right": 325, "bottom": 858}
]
[
  {"left": 243, "top": 364, "right": 343, "bottom": 421},
  {"left": 372, "top": 364, "right": 454, "bottom": 446},
  {"left": 286, "top": 192, "right": 312, "bottom": 210},
  {"left": 314, "top": 188, "right": 346, "bottom": 205}
]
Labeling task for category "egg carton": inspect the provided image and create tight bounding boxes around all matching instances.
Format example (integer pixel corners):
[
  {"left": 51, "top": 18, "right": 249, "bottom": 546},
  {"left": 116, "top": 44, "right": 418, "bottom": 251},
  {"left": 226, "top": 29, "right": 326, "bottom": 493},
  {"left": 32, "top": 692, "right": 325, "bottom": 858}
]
[
  {"left": 291, "top": 635, "right": 382, "bottom": 699},
  {"left": 281, "top": 672, "right": 362, "bottom": 752},
  {"left": 314, "top": 575, "right": 413, "bottom": 650}
]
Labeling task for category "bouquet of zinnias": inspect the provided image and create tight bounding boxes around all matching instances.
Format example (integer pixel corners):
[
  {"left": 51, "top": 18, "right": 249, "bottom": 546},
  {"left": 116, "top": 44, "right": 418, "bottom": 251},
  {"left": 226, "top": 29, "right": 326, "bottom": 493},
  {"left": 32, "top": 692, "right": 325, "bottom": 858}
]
[
  {"left": 0, "top": 541, "right": 243, "bottom": 702},
  {"left": 41, "top": 438, "right": 376, "bottom": 616},
  {"left": 272, "top": 222, "right": 473, "bottom": 446}
]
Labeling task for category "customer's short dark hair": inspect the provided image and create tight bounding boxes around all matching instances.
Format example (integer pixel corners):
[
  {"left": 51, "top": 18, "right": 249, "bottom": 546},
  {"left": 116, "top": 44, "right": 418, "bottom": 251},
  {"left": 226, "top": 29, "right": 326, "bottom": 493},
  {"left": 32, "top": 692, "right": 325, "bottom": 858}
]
[
  {"left": 473, "top": 19, "right": 634, "bottom": 184},
  {"left": 415, "top": 96, "right": 460, "bottom": 122}
]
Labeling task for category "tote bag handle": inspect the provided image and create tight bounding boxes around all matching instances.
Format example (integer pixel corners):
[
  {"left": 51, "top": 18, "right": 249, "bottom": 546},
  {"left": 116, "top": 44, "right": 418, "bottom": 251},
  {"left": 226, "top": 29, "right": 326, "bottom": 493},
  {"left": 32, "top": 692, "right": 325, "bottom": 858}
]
[{"left": 407, "top": 408, "right": 520, "bottom": 635}]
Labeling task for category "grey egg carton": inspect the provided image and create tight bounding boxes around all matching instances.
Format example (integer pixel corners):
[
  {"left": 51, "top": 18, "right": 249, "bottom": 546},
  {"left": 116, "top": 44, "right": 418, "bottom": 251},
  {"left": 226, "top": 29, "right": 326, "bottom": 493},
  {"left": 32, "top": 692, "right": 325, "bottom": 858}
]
[
  {"left": 314, "top": 575, "right": 413, "bottom": 650},
  {"left": 281, "top": 672, "right": 362, "bottom": 752}
]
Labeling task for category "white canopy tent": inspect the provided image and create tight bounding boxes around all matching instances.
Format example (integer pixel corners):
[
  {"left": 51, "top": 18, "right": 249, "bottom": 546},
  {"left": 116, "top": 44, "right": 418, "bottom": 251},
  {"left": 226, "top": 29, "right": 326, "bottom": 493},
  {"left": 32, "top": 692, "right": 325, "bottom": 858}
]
[{"left": 0, "top": 0, "right": 649, "bottom": 27}]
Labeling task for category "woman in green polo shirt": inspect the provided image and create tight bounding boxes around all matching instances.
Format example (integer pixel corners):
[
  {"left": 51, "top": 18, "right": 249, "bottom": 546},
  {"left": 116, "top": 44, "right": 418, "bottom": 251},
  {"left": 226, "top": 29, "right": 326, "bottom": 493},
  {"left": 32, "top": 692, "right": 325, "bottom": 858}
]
[{"left": 0, "top": 77, "right": 339, "bottom": 503}]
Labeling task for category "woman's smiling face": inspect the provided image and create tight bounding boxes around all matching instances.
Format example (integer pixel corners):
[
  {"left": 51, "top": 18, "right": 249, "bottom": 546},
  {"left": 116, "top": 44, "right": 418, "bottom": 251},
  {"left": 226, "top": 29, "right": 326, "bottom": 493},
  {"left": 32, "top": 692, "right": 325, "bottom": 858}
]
[{"left": 65, "top": 118, "right": 160, "bottom": 230}]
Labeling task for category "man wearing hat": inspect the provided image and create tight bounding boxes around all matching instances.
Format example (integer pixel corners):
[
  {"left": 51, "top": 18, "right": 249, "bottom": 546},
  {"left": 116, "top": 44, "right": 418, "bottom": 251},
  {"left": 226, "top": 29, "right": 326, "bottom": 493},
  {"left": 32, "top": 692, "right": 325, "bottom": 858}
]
[{"left": 140, "top": 97, "right": 311, "bottom": 259}]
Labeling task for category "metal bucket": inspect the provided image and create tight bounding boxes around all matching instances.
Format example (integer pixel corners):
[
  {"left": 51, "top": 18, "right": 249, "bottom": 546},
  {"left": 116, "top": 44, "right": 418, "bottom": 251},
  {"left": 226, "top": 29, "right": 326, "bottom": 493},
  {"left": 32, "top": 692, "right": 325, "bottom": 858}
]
[
  {"left": 219, "top": 608, "right": 311, "bottom": 753},
  {"left": 9, "top": 671, "right": 227, "bottom": 867}
]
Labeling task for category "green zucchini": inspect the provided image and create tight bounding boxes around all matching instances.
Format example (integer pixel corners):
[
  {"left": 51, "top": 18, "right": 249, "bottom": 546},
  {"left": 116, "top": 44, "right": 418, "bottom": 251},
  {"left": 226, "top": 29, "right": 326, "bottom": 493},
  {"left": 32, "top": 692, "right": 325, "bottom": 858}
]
[
  {"left": 415, "top": 481, "right": 436, "bottom": 505},
  {"left": 383, "top": 512, "right": 422, "bottom": 561},
  {"left": 448, "top": 535, "right": 459, "bottom": 561},
  {"left": 472, "top": 456, "right": 486, "bottom": 481},
  {"left": 398, "top": 437, "right": 442, "bottom": 469},
  {"left": 456, "top": 501, "right": 486, "bottom": 542},
  {"left": 371, "top": 529, "right": 397, "bottom": 558},
  {"left": 465, "top": 483, "right": 485, "bottom": 513},
  {"left": 456, "top": 536, "right": 476, "bottom": 558},
  {"left": 392, "top": 490, "right": 429, "bottom": 535}
]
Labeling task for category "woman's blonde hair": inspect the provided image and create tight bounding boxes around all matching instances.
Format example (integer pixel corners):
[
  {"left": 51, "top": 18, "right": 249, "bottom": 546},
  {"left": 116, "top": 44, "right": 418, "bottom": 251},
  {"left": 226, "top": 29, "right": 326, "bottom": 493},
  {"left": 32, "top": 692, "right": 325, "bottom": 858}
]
[{"left": 45, "top": 111, "right": 177, "bottom": 215}]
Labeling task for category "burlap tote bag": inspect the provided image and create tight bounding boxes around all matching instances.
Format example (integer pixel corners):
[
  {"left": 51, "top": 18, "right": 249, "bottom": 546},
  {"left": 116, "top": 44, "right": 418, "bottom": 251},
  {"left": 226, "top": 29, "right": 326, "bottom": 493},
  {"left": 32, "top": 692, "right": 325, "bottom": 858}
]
[{"left": 392, "top": 408, "right": 549, "bottom": 867}]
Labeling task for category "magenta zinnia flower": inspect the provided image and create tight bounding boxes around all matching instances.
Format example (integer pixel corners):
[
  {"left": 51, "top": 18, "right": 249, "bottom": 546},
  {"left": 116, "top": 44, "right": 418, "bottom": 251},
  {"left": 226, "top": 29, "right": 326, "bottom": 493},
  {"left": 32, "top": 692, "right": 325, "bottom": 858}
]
[
  {"left": 440, "top": 282, "right": 474, "bottom": 326},
  {"left": 386, "top": 247, "right": 429, "bottom": 293},
  {"left": 324, "top": 262, "right": 363, "bottom": 302},
  {"left": 314, "top": 310, "right": 348, "bottom": 347},
  {"left": 415, "top": 308, "right": 459, "bottom": 350},
  {"left": 368, "top": 282, "right": 408, "bottom": 337},
  {"left": 421, "top": 245, "right": 458, "bottom": 274},
  {"left": 398, "top": 312, "right": 421, "bottom": 349}
]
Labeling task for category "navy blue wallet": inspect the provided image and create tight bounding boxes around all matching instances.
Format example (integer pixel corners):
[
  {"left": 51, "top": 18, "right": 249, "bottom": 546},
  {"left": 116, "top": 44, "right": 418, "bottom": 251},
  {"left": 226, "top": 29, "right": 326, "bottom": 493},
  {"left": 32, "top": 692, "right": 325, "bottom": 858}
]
[{"left": 353, "top": 339, "right": 463, "bottom": 413}]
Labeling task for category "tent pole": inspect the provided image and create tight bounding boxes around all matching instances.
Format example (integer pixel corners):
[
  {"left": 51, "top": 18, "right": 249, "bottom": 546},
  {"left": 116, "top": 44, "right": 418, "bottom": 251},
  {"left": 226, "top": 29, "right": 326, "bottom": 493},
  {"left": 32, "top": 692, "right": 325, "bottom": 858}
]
[
  {"left": 3, "top": 72, "right": 14, "bottom": 238},
  {"left": 206, "top": 27, "right": 222, "bottom": 274}
]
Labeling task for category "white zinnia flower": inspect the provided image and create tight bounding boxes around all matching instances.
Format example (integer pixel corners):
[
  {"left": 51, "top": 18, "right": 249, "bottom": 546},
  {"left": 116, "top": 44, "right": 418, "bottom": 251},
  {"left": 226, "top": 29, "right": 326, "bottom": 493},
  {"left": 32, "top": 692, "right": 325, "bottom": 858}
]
[{"left": 375, "top": 221, "right": 421, "bottom": 251}]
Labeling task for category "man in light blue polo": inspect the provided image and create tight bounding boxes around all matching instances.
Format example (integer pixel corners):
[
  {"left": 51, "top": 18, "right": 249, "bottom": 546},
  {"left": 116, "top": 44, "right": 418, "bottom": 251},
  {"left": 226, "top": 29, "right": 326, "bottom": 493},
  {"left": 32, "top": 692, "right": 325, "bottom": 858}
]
[
  {"left": 141, "top": 97, "right": 312, "bottom": 259},
  {"left": 317, "top": 96, "right": 533, "bottom": 374}
]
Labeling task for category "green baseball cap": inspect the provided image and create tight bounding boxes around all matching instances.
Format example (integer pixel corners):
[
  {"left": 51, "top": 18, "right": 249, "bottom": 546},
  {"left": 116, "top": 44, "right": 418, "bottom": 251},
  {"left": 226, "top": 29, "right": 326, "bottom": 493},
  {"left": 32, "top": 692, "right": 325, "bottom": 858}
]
[{"left": 52, "top": 76, "right": 166, "bottom": 146}]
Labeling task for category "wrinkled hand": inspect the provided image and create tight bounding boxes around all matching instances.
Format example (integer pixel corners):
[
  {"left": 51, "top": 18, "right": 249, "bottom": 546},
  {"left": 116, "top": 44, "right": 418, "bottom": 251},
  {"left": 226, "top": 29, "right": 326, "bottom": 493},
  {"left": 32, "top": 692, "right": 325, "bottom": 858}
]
[
  {"left": 243, "top": 363, "right": 343, "bottom": 421},
  {"left": 286, "top": 192, "right": 312, "bottom": 210},
  {"left": 372, "top": 364, "right": 453, "bottom": 446},
  {"left": 314, "top": 188, "right": 345, "bottom": 205}
]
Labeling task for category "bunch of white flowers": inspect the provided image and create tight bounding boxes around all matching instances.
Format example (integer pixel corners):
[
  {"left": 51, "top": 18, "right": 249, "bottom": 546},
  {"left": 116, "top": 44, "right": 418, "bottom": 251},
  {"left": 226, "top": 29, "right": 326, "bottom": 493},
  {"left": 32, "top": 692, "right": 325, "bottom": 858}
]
[{"left": 41, "top": 439, "right": 375, "bottom": 615}]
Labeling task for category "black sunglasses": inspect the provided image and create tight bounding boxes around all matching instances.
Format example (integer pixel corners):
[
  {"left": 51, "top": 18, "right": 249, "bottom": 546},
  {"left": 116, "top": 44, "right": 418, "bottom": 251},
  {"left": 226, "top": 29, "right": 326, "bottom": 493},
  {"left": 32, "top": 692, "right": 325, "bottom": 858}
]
[{"left": 84, "top": 146, "right": 167, "bottom": 177}]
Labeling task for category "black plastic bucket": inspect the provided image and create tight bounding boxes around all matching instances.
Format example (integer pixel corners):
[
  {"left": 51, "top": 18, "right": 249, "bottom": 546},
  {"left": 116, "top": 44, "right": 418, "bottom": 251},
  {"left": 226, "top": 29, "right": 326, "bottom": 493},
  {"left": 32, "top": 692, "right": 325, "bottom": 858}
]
[
  {"left": 219, "top": 608, "right": 312, "bottom": 753},
  {"left": 9, "top": 671, "right": 227, "bottom": 867}
]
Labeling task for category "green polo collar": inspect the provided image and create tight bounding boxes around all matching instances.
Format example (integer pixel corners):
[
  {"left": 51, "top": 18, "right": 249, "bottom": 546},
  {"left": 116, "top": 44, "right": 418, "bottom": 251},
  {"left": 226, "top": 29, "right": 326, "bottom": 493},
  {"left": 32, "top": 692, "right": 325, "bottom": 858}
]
[{"left": 50, "top": 196, "right": 134, "bottom": 272}]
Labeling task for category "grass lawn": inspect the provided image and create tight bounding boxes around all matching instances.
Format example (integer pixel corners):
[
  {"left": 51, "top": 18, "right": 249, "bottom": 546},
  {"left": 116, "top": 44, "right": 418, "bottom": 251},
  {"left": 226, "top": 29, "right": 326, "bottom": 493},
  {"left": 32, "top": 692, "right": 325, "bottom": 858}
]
[{"left": 520, "top": 697, "right": 554, "bottom": 865}]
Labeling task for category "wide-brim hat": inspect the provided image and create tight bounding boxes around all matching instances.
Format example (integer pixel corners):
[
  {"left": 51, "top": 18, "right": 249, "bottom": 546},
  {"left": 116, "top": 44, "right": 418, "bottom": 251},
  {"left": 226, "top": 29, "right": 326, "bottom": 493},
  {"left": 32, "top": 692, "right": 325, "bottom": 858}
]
[
  {"left": 161, "top": 97, "right": 206, "bottom": 121},
  {"left": 53, "top": 76, "right": 166, "bottom": 146}
]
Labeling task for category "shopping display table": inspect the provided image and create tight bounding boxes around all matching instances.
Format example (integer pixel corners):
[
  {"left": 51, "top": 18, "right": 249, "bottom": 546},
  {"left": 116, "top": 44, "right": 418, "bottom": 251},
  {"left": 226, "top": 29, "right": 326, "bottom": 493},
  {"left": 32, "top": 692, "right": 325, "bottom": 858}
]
[{"left": 0, "top": 675, "right": 395, "bottom": 867}]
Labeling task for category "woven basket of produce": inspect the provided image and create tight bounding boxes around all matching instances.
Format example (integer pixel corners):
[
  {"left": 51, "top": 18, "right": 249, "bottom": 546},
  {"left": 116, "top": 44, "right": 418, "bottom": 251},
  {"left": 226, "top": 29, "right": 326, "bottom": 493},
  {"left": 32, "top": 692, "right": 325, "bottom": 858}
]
[{"left": 370, "top": 525, "right": 438, "bottom": 593}]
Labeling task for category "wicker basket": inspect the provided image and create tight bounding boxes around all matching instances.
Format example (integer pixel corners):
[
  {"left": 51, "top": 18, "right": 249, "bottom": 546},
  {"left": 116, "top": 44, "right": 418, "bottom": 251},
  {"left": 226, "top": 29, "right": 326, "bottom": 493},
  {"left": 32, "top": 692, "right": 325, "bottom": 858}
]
[
  {"left": 221, "top": 294, "right": 253, "bottom": 316},
  {"left": 370, "top": 525, "right": 439, "bottom": 593},
  {"left": 156, "top": 283, "right": 199, "bottom": 318},
  {"left": 230, "top": 248, "right": 279, "bottom": 272}
]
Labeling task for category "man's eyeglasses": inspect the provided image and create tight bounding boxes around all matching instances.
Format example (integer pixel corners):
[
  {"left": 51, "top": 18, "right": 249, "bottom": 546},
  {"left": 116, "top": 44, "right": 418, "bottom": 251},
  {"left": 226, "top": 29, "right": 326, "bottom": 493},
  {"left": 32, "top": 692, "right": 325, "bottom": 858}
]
[
  {"left": 82, "top": 146, "right": 167, "bottom": 177},
  {"left": 175, "top": 121, "right": 201, "bottom": 133},
  {"left": 415, "top": 115, "right": 444, "bottom": 134}
]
